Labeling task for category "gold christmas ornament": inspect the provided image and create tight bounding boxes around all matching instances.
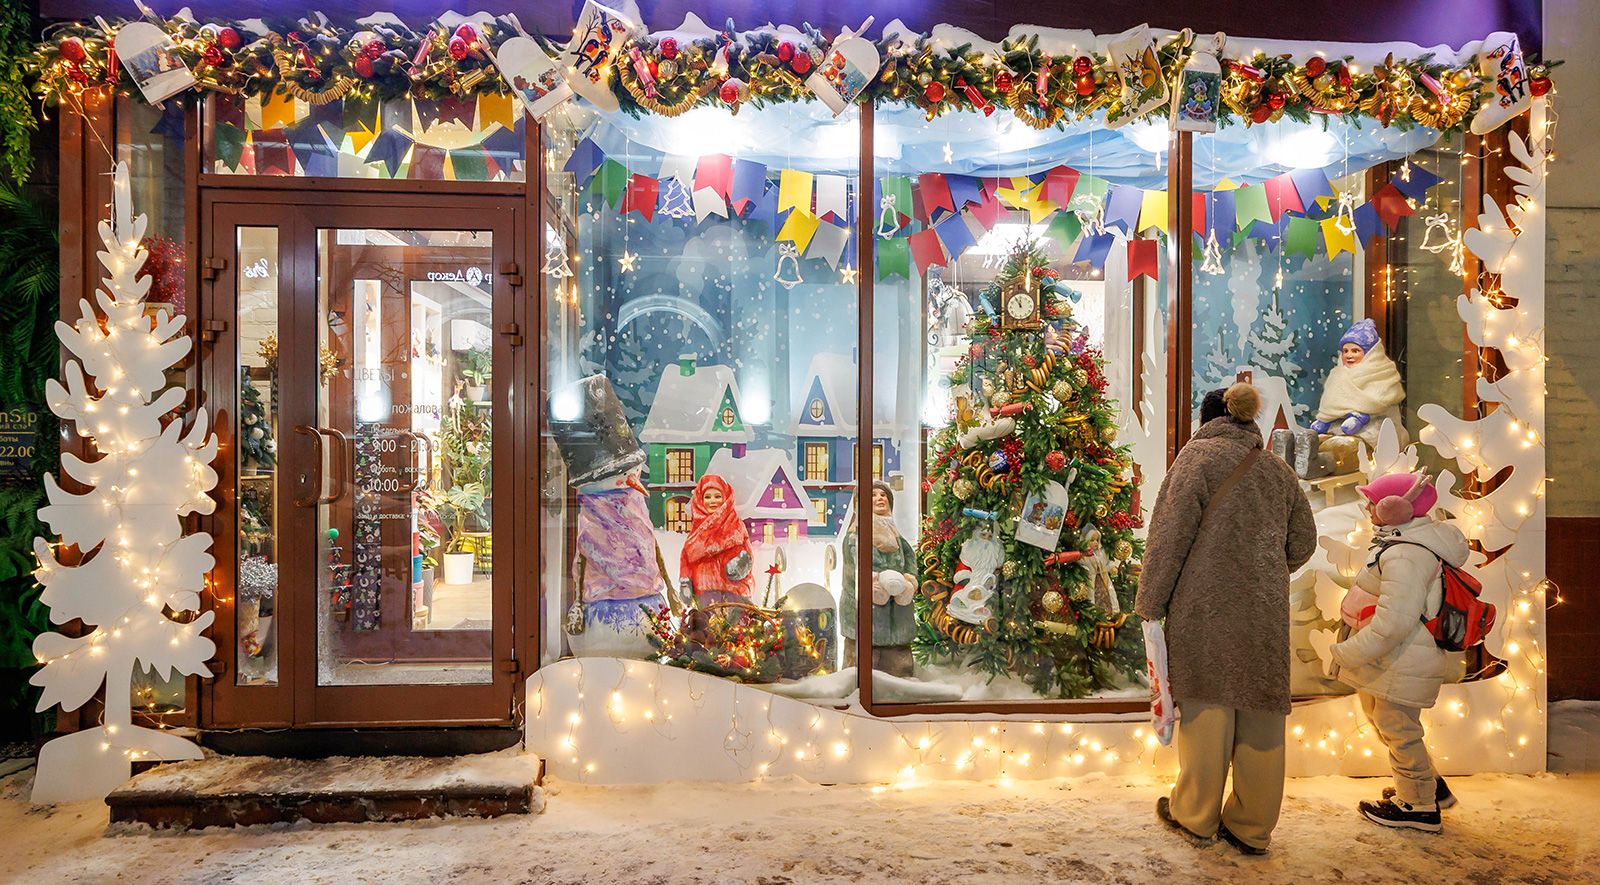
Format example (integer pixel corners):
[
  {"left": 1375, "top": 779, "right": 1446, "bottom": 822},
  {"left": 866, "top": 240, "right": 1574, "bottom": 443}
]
[
  {"left": 1073, "top": 368, "right": 1090, "bottom": 387},
  {"left": 1002, "top": 560, "right": 1019, "bottom": 579},
  {"left": 1095, "top": 502, "right": 1108, "bottom": 518},
  {"left": 1052, "top": 379, "right": 1074, "bottom": 401},
  {"left": 953, "top": 477, "right": 977, "bottom": 500},
  {"left": 1041, "top": 589, "right": 1064, "bottom": 613},
  {"left": 1101, "top": 424, "right": 1118, "bottom": 443},
  {"left": 1114, "top": 539, "right": 1133, "bottom": 561}
]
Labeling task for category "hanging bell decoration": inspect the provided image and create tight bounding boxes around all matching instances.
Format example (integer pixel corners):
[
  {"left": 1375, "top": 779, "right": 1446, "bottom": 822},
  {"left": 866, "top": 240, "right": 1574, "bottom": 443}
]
[{"left": 773, "top": 241, "right": 804, "bottom": 289}]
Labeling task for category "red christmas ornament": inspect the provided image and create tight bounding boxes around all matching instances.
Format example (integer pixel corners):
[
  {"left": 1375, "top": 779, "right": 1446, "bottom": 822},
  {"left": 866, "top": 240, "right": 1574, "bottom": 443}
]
[
  {"left": 1304, "top": 56, "right": 1326, "bottom": 78},
  {"left": 1250, "top": 104, "right": 1272, "bottom": 123},
  {"left": 454, "top": 24, "right": 478, "bottom": 42},
  {"left": 719, "top": 78, "right": 742, "bottom": 104},
  {"left": 994, "top": 70, "right": 1014, "bottom": 93},
  {"left": 1337, "top": 63, "right": 1353, "bottom": 88},
  {"left": 924, "top": 81, "right": 947, "bottom": 103},
  {"left": 1075, "top": 75, "right": 1095, "bottom": 96},
  {"left": 66, "top": 62, "right": 90, "bottom": 85},
  {"left": 1072, "top": 55, "right": 1092, "bottom": 76},
  {"left": 791, "top": 52, "right": 812, "bottom": 75},
  {"left": 1045, "top": 451, "right": 1067, "bottom": 471},
  {"left": 659, "top": 37, "right": 679, "bottom": 59},
  {"left": 59, "top": 37, "right": 87, "bottom": 63},
  {"left": 777, "top": 41, "right": 795, "bottom": 63},
  {"left": 217, "top": 27, "right": 242, "bottom": 50},
  {"left": 365, "top": 39, "right": 385, "bottom": 58},
  {"left": 449, "top": 36, "right": 470, "bottom": 61},
  {"left": 1266, "top": 90, "right": 1287, "bottom": 110},
  {"left": 202, "top": 45, "right": 224, "bottom": 67},
  {"left": 1531, "top": 76, "right": 1552, "bottom": 97},
  {"left": 354, "top": 55, "right": 374, "bottom": 78}
]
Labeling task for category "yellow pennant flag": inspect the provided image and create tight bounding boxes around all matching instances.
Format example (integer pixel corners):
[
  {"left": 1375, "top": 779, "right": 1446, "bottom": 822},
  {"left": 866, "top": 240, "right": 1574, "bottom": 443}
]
[
  {"left": 478, "top": 92, "right": 515, "bottom": 131},
  {"left": 1016, "top": 184, "right": 1055, "bottom": 224},
  {"left": 1213, "top": 177, "right": 1239, "bottom": 191},
  {"left": 349, "top": 123, "right": 378, "bottom": 154},
  {"left": 995, "top": 176, "right": 1033, "bottom": 208},
  {"left": 1322, "top": 216, "right": 1358, "bottom": 257},
  {"left": 778, "top": 169, "right": 814, "bottom": 214},
  {"left": 261, "top": 91, "right": 298, "bottom": 130},
  {"left": 1138, "top": 189, "right": 1169, "bottom": 233},
  {"left": 777, "top": 209, "right": 821, "bottom": 254}
]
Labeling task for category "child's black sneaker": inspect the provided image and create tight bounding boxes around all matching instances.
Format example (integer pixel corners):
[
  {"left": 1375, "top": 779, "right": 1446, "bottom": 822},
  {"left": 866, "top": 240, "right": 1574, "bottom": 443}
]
[
  {"left": 1359, "top": 797, "right": 1442, "bottom": 832},
  {"left": 1156, "top": 797, "right": 1210, "bottom": 844},
  {"left": 1217, "top": 822, "right": 1269, "bottom": 856},
  {"left": 1382, "top": 776, "right": 1456, "bottom": 810}
]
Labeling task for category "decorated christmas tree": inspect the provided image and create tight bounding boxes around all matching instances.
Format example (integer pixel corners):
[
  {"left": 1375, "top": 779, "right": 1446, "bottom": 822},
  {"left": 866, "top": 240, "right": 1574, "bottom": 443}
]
[{"left": 916, "top": 239, "right": 1145, "bottom": 698}]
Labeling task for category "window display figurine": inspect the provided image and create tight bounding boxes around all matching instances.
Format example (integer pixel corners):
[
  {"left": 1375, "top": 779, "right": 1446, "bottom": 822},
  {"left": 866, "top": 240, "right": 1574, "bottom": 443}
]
[
  {"left": 840, "top": 481, "right": 918, "bottom": 676},
  {"left": 1077, "top": 523, "right": 1120, "bottom": 615},
  {"left": 948, "top": 521, "right": 1003, "bottom": 629},
  {"left": 569, "top": 467, "right": 672, "bottom": 658},
  {"left": 1310, "top": 318, "right": 1407, "bottom": 446},
  {"left": 681, "top": 473, "right": 756, "bottom": 603}
]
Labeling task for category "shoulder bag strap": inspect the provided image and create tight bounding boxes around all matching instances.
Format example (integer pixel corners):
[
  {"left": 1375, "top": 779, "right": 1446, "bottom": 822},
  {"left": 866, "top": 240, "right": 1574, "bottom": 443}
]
[{"left": 1197, "top": 448, "right": 1262, "bottom": 529}]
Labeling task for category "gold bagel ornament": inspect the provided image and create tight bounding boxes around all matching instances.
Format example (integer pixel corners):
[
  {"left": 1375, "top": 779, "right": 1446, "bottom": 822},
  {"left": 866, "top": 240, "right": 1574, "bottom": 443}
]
[{"left": 1092, "top": 613, "right": 1130, "bottom": 649}]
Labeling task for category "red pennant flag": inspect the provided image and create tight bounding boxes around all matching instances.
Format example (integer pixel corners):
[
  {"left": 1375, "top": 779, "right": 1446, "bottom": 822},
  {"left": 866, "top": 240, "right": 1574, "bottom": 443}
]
[
  {"left": 1043, "top": 165, "right": 1079, "bottom": 208},
  {"left": 1262, "top": 173, "right": 1304, "bottom": 221},
  {"left": 968, "top": 191, "right": 1004, "bottom": 231},
  {"left": 1370, "top": 182, "right": 1416, "bottom": 231},
  {"left": 1191, "top": 192, "right": 1207, "bottom": 236},
  {"left": 919, "top": 173, "right": 956, "bottom": 222},
  {"left": 909, "top": 228, "right": 948, "bottom": 275},
  {"left": 621, "top": 173, "right": 659, "bottom": 222},
  {"left": 1127, "top": 239, "right": 1159, "bottom": 281},
  {"left": 694, "top": 154, "right": 734, "bottom": 200},
  {"left": 911, "top": 181, "right": 929, "bottom": 224}
]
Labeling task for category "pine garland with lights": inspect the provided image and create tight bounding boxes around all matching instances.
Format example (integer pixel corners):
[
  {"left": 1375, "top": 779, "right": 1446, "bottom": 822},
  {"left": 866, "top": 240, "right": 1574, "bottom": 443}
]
[
  {"left": 29, "top": 15, "right": 1556, "bottom": 133},
  {"left": 915, "top": 239, "right": 1144, "bottom": 698}
]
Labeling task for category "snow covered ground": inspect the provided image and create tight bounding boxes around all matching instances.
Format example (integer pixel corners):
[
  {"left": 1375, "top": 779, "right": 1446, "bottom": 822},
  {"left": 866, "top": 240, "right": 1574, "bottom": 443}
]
[{"left": 2, "top": 701, "right": 1596, "bottom": 884}]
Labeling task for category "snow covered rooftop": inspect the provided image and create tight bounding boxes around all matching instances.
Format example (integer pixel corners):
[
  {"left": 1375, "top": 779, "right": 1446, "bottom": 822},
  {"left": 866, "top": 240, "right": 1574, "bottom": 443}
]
[
  {"left": 640, "top": 356, "right": 754, "bottom": 444},
  {"left": 792, "top": 352, "right": 893, "bottom": 437},
  {"left": 705, "top": 447, "right": 807, "bottom": 521}
]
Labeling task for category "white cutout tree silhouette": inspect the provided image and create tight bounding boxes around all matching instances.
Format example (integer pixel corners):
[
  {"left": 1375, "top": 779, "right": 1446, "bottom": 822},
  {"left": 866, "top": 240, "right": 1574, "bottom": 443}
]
[{"left": 29, "top": 162, "right": 218, "bottom": 803}]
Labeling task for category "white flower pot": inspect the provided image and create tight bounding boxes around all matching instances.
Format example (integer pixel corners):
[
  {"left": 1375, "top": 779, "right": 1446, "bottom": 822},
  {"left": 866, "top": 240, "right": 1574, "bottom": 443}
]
[
  {"left": 465, "top": 385, "right": 489, "bottom": 402},
  {"left": 442, "top": 551, "right": 475, "bottom": 585}
]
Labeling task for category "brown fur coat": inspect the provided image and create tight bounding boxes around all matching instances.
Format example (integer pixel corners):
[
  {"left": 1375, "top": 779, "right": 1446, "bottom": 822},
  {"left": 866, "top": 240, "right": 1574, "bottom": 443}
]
[{"left": 1135, "top": 418, "right": 1318, "bottom": 714}]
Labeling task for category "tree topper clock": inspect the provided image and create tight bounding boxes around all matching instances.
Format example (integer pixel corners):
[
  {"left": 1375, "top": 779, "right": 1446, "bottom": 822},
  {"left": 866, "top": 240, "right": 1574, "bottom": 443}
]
[{"left": 1000, "top": 260, "right": 1043, "bottom": 330}]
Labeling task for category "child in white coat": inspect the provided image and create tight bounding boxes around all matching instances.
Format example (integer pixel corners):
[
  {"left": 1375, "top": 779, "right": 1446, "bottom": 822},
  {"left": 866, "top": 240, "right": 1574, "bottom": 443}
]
[{"left": 1331, "top": 471, "right": 1468, "bottom": 833}]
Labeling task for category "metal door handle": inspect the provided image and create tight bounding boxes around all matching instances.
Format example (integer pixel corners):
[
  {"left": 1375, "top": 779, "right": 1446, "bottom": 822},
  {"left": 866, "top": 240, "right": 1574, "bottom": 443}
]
[
  {"left": 399, "top": 430, "right": 433, "bottom": 494},
  {"left": 293, "top": 425, "right": 323, "bottom": 508},
  {"left": 320, "top": 428, "right": 348, "bottom": 505}
]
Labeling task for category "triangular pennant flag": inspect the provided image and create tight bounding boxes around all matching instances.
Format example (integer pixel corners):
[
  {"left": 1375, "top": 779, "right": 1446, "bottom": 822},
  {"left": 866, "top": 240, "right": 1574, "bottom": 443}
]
[
  {"left": 1289, "top": 168, "right": 1335, "bottom": 209},
  {"left": 287, "top": 120, "right": 336, "bottom": 176},
  {"left": 415, "top": 97, "right": 444, "bottom": 130},
  {"left": 877, "top": 236, "right": 910, "bottom": 280},
  {"left": 747, "top": 184, "right": 778, "bottom": 233},
  {"left": 778, "top": 168, "right": 814, "bottom": 214},
  {"left": 1074, "top": 232, "right": 1115, "bottom": 268},
  {"left": 919, "top": 173, "right": 957, "bottom": 222},
  {"left": 478, "top": 91, "right": 514, "bottom": 131},
  {"left": 215, "top": 123, "right": 247, "bottom": 170},
  {"left": 777, "top": 209, "right": 822, "bottom": 253},
  {"left": 449, "top": 147, "right": 490, "bottom": 182},
  {"left": 995, "top": 175, "right": 1033, "bottom": 209},
  {"left": 1353, "top": 201, "right": 1382, "bottom": 243},
  {"left": 410, "top": 144, "right": 448, "bottom": 180},
  {"left": 215, "top": 94, "right": 246, "bottom": 129},
  {"left": 348, "top": 122, "right": 379, "bottom": 155},
  {"left": 946, "top": 174, "right": 983, "bottom": 210},
  {"left": 261, "top": 91, "right": 298, "bottom": 130},
  {"left": 1206, "top": 189, "right": 1236, "bottom": 240},
  {"left": 968, "top": 190, "right": 1004, "bottom": 231},
  {"left": 1104, "top": 185, "right": 1143, "bottom": 234},
  {"left": 805, "top": 220, "right": 850, "bottom": 268},
  {"left": 659, "top": 153, "right": 697, "bottom": 185},
  {"left": 1127, "top": 239, "right": 1159, "bottom": 281},
  {"left": 1234, "top": 184, "right": 1273, "bottom": 229},
  {"left": 934, "top": 211, "right": 979, "bottom": 260},
  {"left": 1286, "top": 216, "right": 1320, "bottom": 257},
  {"left": 366, "top": 127, "right": 410, "bottom": 177},
  {"left": 563, "top": 137, "right": 603, "bottom": 186},
  {"left": 622, "top": 173, "right": 660, "bottom": 221},
  {"left": 1045, "top": 211, "right": 1082, "bottom": 254},
  {"left": 1262, "top": 174, "right": 1305, "bottom": 221},
  {"left": 1021, "top": 184, "right": 1057, "bottom": 224},
  {"left": 1391, "top": 165, "right": 1443, "bottom": 202},
  {"left": 816, "top": 174, "right": 849, "bottom": 222},
  {"left": 730, "top": 160, "right": 767, "bottom": 216},
  {"left": 1370, "top": 182, "right": 1416, "bottom": 231},
  {"left": 1249, "top": 216, "right": 1287, "bottom": 251},
  {"left": 1043, "top": 165, "right": 1080, "bottom": 208},
  {"left": 693, "top": 186, "right": 728, "bottom": 223},
  {"left": 1137, "top": 189, "right": 1169, "bottom": 233},
  {"left": 908, "top": 228, "right": 948, "bottom": 274},
  {"left": 695, "top": 154, "right": 734, "bottom": 200},
  {"left": 1322, "top": 216, "right": 1358, "bottom": 257},
  {"left": 251, "top": 129, "right": 292, "bottom": 175},
  {"left": 480, "top": 122, "right": 522, "bottom": 175}
]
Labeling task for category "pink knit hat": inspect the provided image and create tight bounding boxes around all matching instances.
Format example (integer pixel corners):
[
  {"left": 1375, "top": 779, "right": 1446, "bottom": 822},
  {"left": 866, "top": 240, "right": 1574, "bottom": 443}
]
[{"left": 1358, "top": 471, "right": 1437, "bottom": 525}]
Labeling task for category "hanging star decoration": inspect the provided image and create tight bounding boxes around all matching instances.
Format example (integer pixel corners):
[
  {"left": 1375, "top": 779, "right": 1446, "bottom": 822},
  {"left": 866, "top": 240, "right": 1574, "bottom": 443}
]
[
  {"left": 840, "top": 265, "right": 859, "bottom": 284},
  {"left": 942, "top": 141, "right": 954, "bottom": 163},
  {"left": 1274, "top": 266, "right": 1285, "bottom": 291},
  {"left": 543, "top": 241, "right": 573, "bottom": 279},
  {"left": 1200, "top": 229, "right": 1225, "bottom": 275},
  {"left": 618, "top": 250, "right": 639, "bottom": 273},
  {"left": 1398, "top": 159, "right": 1412, "bottom": 182},
  {"left": 1333, "top": 189, "right": 1359, "bottom": 235}
]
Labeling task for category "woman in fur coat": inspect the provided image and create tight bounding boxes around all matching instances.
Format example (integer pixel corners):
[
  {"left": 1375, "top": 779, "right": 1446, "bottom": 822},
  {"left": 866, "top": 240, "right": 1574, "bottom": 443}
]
[{"left": 680, "top": 473, "right": 755, "bottom": 603}]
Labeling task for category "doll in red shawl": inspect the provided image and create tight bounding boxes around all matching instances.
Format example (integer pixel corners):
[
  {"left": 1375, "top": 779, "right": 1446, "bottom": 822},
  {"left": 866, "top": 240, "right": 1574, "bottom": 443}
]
[{"left": 680, "top": 474, "right": 755, "bottom": 604}]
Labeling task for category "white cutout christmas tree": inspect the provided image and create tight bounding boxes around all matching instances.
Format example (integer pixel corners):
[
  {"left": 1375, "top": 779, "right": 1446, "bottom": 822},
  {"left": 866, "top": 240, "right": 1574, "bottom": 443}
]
[{"left": 29, "top": 162, "right": 218, "bottom": 804}]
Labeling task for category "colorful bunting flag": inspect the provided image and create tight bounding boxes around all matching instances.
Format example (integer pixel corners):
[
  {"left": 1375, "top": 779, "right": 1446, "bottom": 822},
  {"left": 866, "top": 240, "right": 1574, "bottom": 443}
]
[
  {"left": 777, "top": 209, "right": 822, "bottom": 253},
  {"left": 878, "top": 236, "right": 910, "bottom": 280},
  {"left": 1285, "top": 216, "right": 1320, "bottom": 257},
  {"left": 778, "top": 168, "right": 814, "bottom": 214},
  {"left": 564, "top": 137, "right": 603, "bottom": 185},
  {"left": 968, "top": 191, "right": 1004, "bottom": 231},
  {"left": 816, "top": 174, "right": 849, "bottom": 222},
  {"left": 1074, "top": 232, "right": 1115, "bottom": 268},
  {"left": 1206, "top": 189, "right": 1236, "bottom": 239},
  {"left": 919, "top": 173, "right": 956, "bottom": 222},
  {"left": 622, "top": 172, "right": 659, "bottom": 221},
  {"left": 695, "top": 154, "right": 734, "bottom": 200},
  {"left": 1262, "top": 174, "right": 1304, "bottom": 221},
  {"left": 449, "top": 147, "right": 489, "bottom": 182},
  {"left": 1391, "top": 165, "right": 1443, "bottom": 202},
  {"left": 1138, "top": 189, "right": 1168, "bottom": 233},
  {"left": 1370, "top": 182, "right": 1416, "bottom": 230},
  {"left": 1353, "top": 201, "right": 1382, "bottom": 243},
  {"left": 1043, "top": 165, "right": 1080, "bottom": 208},
  {"left": 1289, "top": 168, "right": 1335, "bottom": 208},
  {"left": 1045, "top": 211, "right": 1082, "bottom": 254},
  {"left": 1321, "top": 216, "right": 1358, "bottom": 257},
  {"left": 1127, "top": 239, "right": 1159, "bottom": 281},
  {"left": 1235, "top": 185, "right": 1272, "bottom": 230},
  {"left": 593, "top": 159, "right": 629, "bottom": 207},
  {"left": 730, "top": 159, "right": 767, "bottom": 216},
  {"left": 261, "top": 91, "right": 297, "bottom": 130},
  {"left": 947, "top": 174, "right": 983, "bottom": 211},
  {"left": 693, "top": 186, "right": 728, "bottom": 223},
  {"left": 908, "top": 228, "right": 948, "bottom": 274},
  {"left": 805, "top": 221, "right": 850, "bottom": 268},
  {"left": 934, "top": 211, "right": 979, "bottom": 260},
  {"left": 1104, "top": 185, "right": 1143, "bottom": 234}
]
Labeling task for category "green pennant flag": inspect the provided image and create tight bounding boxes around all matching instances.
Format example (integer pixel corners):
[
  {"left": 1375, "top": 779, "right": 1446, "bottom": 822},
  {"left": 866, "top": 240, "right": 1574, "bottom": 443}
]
[
  {"left": 883, "top": 176, "right": 913, "bottom": 218},
  {"left": 1045, "top": 210, "right": 1082, "bottom": 254},
  {"left": 1076, "top": 174, "right": 1110, "bottom": 203},
  {"left": 1286, "top": 216, "right": 1320, "bottom": 257},
  {"left": 215, "top": 123, "right": 247, "bottom": 170},
  {"left": 449, "top": 148, "right": 489, "bottom": 182},
  {"left": 595, "top": 159, "right": 629, "bottom": 208},
  {"left": 1235, "top": 185, "right": 1272, "bottom": 230},
  {"left": 877, "top": 236, "right": 910, "bottom": 280}
]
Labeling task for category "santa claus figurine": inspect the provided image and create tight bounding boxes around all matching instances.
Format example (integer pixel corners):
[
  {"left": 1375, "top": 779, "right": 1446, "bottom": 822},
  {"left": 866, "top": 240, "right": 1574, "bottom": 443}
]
[
  {"left": 680, "top": 473, "right": 755, "bottom": 603},
  {"left": 1310, "top": 318, "right": 1407, "bottom": 447},
  {"left": 948, "top": 522, "right": 1003, "bottom": 628}
]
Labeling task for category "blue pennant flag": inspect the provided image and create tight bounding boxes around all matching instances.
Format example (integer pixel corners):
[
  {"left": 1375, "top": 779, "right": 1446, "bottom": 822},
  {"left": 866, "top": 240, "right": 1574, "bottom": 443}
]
[
  {"left": 1074, "top": 232, "right": 1115, "bottom": 268},
  {"left": 748, "top": 184, "right": 779, "bottom": 234},
  {"left": 730, "top": 160, "right": 767, "bottom": 217},
  {"left": 1103, "top": 185, "right": 1143, "bottom": 235},
  {"left": 1353, "top": 201, "right": 1383, "bottom": 242},
  {"left": 1206, "top": 190, "right": 1236, "bottom": 241},
  {"left": 946, "top": 174, "right": 983, "bottom": 210},
  {"left": 286, "top": 119, "right": 337, "bottom": 177},
  {"left": 1391, "top": 166, "right": 1443, "bottom": 202},
  {"left": 367, "top": 128, "right": 410, "bottom": 178},
  {"left": 934, "top": 211, "right": 978, "bottom": 260},
  {"left": 563, "top": 137, "right": 604, "bottom": 187}
]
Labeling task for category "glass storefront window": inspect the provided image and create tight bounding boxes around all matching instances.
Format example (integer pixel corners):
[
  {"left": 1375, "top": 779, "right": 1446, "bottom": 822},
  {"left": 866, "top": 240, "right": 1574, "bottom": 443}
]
[
  {"left": 236, "top": 226, "right": 281, "bottom": 686},
  {"left": 206, "top": 93, "right": 525, "bottom": 181}
]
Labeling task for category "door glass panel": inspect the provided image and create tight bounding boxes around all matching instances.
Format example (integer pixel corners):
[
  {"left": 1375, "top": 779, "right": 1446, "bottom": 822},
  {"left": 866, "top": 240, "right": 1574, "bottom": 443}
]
[
  {"left": 315, "top": 227, "right": 495, "bottom": 685},
  {"left": 237, "top": 226, "right": 281, "bottom": 685}
]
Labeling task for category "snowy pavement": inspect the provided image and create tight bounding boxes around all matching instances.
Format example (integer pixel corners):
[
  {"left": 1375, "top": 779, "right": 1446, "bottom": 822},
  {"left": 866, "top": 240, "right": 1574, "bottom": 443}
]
[{"left": 3, "top": 702, "right": 1596, "bottom": 885}]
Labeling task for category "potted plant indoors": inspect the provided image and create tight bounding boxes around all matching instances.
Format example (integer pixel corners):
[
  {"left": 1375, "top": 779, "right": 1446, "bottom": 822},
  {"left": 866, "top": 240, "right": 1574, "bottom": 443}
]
[
  {"left": 460, "top": 346, "right": 491, "bottom": 402},
  {"left": 438, "top": 481, "right": 485, "bottom": 585}
]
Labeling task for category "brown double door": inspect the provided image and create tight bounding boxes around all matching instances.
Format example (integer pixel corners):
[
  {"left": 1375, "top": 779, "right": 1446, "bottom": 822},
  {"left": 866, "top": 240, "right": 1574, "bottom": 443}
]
[{"left": 200, "top": 192, "right": 524, "bottom": 728}]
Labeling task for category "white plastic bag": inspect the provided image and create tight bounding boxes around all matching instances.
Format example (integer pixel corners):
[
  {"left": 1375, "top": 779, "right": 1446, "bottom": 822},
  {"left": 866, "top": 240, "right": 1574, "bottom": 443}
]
[{"left": 1143, "top": 619, "right": 1176, "bottom": 745}]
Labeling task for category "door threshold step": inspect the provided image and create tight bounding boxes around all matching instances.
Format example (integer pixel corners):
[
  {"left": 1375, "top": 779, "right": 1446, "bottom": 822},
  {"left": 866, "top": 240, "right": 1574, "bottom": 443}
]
[{"left": 107, "top": 752, "right": 545, "bottom": 830}]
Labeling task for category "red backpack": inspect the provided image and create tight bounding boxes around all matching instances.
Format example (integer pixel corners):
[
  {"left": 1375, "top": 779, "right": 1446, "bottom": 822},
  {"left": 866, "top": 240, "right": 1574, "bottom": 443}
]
[{"left": 1372, "top": 540, "right": 1497, "bottom": 652}]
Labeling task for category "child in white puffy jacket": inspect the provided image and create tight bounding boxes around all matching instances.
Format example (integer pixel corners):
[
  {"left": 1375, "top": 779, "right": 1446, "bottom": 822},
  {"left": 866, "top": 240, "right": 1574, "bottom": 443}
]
[{"left": 1331, "top": 471, "right": 1468, "bottom": 833}]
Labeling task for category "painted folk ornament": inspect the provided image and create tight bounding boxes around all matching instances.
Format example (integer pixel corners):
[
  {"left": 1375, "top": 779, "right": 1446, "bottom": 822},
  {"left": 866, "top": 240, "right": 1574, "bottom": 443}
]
[
  {"left": 492, "top": 36, "right": 573, "bottom": 119},
  {"left": 1470, "top": 31, "right": 1532, "bottom": 135},
  {"left": 1105, "top": 23, "right": 1168, "bottom": 129},
  {"left": 562, "top": 0, "right": 637, "bottom": 114},
  {"left": 1170, "top": 32, "right": 1224, "bottom": 133},
  {"left": 806, "top": 18, "right": 881, "bottom": 115}
]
